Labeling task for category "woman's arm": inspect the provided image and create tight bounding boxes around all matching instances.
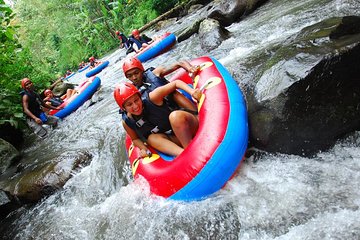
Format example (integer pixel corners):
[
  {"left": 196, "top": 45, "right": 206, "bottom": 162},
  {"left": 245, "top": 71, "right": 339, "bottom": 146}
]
[
  {"left": 41, "top": 100, "right": 61, "bottom": 110},
  {"left": 154, "top": 60, "right": 199, "bottom": 77},
  {"left": 122, "top": 121, "right": 151, "bottom": 157},
  {"left": 149, "top": 80, "right": 201, "bottom": 105}
]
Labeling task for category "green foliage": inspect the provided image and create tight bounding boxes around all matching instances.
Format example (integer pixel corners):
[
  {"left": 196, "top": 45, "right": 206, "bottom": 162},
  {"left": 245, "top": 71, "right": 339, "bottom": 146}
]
[
  {"left": 153, "top": 0, "right": 179, "bottom": 15},
  {"left": 0, "top": 0, "right": 25, "bottom": 128},
  {"left": 1, "top": 0, "right": 183, "bottom": 130}
]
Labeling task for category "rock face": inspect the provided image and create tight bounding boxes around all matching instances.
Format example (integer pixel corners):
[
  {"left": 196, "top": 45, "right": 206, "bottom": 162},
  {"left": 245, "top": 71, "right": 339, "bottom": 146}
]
[
  {"left": 51, "top": 80, "right": 75, "bottom": 97},
  {"left": 0, "top": 138, "right": 21, "bottom": 175},
  {"left": 176, "top": 19, "right": 202, "bottom": 43},
  {"left": 175, "top": 0, "right": 269, "bottom": 46},
  {"left": 198, "top": 18, "right": 230, "bottom": 51},
  {"left": 208, "top": 0, "right": 269, "bottom": 26},
  {"left": 0, "top": 151, "right": 92, "bottom": 203},
  {"left": 0, "top": 123, "right": 24, "bottom": 149},
  {"left": 247, "top": 16, "right": 360, "bottom": 156}
]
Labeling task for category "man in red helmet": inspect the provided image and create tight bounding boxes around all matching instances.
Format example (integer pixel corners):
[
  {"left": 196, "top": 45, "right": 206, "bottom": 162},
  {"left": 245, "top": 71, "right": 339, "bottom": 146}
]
[
  {"left": 20, "top": 78, "right": 61, "bottom": 138},
  {"left": 122, "top": 57, "right": 200, "bottom": 111},
  {"left": 115, "top": 30, "right": 130, "bottom": 49},
  {"left": 88, "top": 56, "right": 101, "bottom": 69},
  {"left": 114, "top": 81, "right": 201, "bottom": 157},
  {"left": 128, "top": 29, "right": 153, "bottom": 53}
]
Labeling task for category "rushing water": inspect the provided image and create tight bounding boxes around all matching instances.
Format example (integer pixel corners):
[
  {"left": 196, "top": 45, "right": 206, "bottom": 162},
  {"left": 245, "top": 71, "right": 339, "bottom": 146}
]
[{"left": 6, "top": 0, "right": 360, "bottom": 239}]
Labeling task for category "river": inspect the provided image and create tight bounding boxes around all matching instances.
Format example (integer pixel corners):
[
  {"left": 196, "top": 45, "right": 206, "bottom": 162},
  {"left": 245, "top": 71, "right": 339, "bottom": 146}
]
[{"left": 7, "top": 0, "right": 360, "bottom": 239}]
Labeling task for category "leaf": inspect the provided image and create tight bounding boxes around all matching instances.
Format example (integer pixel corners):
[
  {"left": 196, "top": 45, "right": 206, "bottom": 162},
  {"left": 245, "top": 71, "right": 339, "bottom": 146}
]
[{"left": 5, "top": 28, "right": 15, "bottom": 40}]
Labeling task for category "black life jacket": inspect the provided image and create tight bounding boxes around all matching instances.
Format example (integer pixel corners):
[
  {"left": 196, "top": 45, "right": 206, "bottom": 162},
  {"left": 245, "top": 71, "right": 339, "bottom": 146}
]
[
  {"left": 139, "top": 68, "right": 178, "bottom": 111},
  {"left": 128, "top": 36, "right": 143, "bottom": 49},
  {"left": 122, "top": 92, "right": 173, "bottom": 141},
  {"left": 48, "top": 97, "right": 63, "bottom": 107},
  {"left": 139, "top": 67, "right": 168, "bottom": 92},
  {"left": 20, "top": 90, "right": 43, "bottom": 118},
  {"left": 128, "top": 35, "right": 151, "bottom": 50},
  {"left": 119, "top": 34, "right": 131, "bottom": 49}
]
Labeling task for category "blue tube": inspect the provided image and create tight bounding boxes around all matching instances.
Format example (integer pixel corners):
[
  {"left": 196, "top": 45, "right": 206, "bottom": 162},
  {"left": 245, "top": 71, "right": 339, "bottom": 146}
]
[
  {"left": 54, "top": 77, "right": 101, "bottom": 119},
  {"left": 137, "top": 34, "right": 176, "bottom": 63},
  {"left": 85, "top": 61, "right": 109, "bottom": 78}
]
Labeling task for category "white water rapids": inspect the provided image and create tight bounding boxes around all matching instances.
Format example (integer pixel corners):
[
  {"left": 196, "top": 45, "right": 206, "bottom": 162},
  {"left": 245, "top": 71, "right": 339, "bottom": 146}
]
[{"left": 8, "top": 0, "right": 360, "bottom": 239}]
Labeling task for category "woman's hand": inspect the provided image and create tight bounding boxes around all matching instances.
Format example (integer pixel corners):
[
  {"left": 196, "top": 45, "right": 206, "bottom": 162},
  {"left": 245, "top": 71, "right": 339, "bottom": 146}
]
[
  {"left": 140, "top": 148, "right": 152, "bottom": 158},
  {"left": 188, "top": 65, "right": 200, "bottom": 79},
  {"left": 191, "top": 88, "right": 202, "bottom": 102}
]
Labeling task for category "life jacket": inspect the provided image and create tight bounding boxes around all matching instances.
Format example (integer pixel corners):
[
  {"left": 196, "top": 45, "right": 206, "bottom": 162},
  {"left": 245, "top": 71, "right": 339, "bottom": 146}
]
[
  {"left": 128, "top": 35, "right": 151, "bottom": 52},
  {"left": 47, "top": 97, "right": 63, "bottom": 107},
  {"left": 20, "top": 90, "right": 43, "bottom": 118},
  {"left": 122, "top": 92, "right": 173, "bottom": 141},
  {"left": 128, "top": 36, "right": 143, "bottom": 49},
  {"left": 138, "top": 68, "right": 180, "bottom": 111},
  {"left": 139, "top": 67, "right": 168, "bottom": 92},
  {"left": 118, "top": 34, "right": 131, "bottom": 49}
]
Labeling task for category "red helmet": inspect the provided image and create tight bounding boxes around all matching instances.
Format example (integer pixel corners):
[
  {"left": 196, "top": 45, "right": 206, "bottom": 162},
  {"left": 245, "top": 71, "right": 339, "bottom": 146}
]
[
  {"left": 122, "top": 57, "right": 144, "bottom": 75},
  {"left": 20, "top": 78, "right": 31, "bottom": 89},
  {"left": 132, "top": 29, "right": 140, "bottom": 37},
  {"left": 113, "top": 82, "right": 140, "bottom": 110},
  {"left": 44, "top": 89, "right": 52, "bottom": 97},
  {"left": 115, "top": 31, "right": 120, "bottom": 35},
  {"left": 89, "top": 56, "right": 95, "bottom": 62}
]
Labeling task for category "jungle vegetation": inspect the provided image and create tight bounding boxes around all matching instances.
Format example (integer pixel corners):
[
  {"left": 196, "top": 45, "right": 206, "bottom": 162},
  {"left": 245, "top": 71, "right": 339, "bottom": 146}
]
[{"left": 0, "top": 0, "right": 184, "bottom": 130}]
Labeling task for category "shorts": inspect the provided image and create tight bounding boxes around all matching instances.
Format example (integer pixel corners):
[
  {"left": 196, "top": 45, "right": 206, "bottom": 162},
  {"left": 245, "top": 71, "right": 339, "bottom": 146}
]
[{"left": 26, "top": 113, "right": 59, "bottom": 138}]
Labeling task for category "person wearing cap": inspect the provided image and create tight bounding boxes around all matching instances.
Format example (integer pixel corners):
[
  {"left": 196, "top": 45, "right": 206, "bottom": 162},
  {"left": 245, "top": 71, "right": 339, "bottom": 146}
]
[
  {"left": 122, "top": 57, "right": 200, "bottom": 111},
  {"left": 20, "top": 78, "right": 61, "bottom": 138},
  {"left": 114, "top": 81, "right": 201, "bottom": 157}
]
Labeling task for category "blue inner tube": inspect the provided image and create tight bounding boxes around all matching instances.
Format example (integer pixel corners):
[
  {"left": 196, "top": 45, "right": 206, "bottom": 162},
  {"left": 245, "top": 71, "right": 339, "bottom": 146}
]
[
  {"left": 137, "top": 33, "right": 176, "bottom": 63},
  {"left": 65, "top": 72, "right": 75, "bottom": 79},
  {"left": 85, "top": 61, "right": 109, "bottom": 78},
  {"left": 78, "top": 65, "right": 90, "bottom": 72},
  {"left": 54, "top": 77, "right": 101, "bottom": 119}
]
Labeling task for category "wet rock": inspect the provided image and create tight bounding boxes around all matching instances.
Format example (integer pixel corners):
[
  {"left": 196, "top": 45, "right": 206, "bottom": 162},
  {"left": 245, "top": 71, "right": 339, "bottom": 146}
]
[
  {"left": 246, "top": 16, "right": 360, "bottom": 156},
  {"left": 208, "top": 0, "right": 269, "bottom": 27},
  {"left": 176, "top": 19, "right": 202, "bottom": 43},
  {"left": 0, "top": 151, "right": 92, "bottom": 203},
  {"left": 330, "top": 16, "right": 360, "bottom": 39},
  {"left": 163, "top": 0, "right": 268, "bottom": 46},
  {"left": 0, "top": 138, "right": 21, "bottom": 175},
  {"left": 154, "top": 18, "right": 178, "bottom": 32},
  {"left": 188, "top": 4, "right": 204, "bottom": 14},
  {"left": 0, "top": 123, "right": 24, "bottom": 149},
  {"left": 198, "top": 18, "right": 230, "bottom": 51},
  {"left": 51, "top": 80, "right": 76, "bottom": 97}
]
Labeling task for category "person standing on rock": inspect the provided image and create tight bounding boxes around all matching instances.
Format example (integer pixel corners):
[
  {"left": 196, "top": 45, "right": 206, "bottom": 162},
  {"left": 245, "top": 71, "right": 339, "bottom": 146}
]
[{"left": 20, "top": 78, "right": 60, "bottom": 138}]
